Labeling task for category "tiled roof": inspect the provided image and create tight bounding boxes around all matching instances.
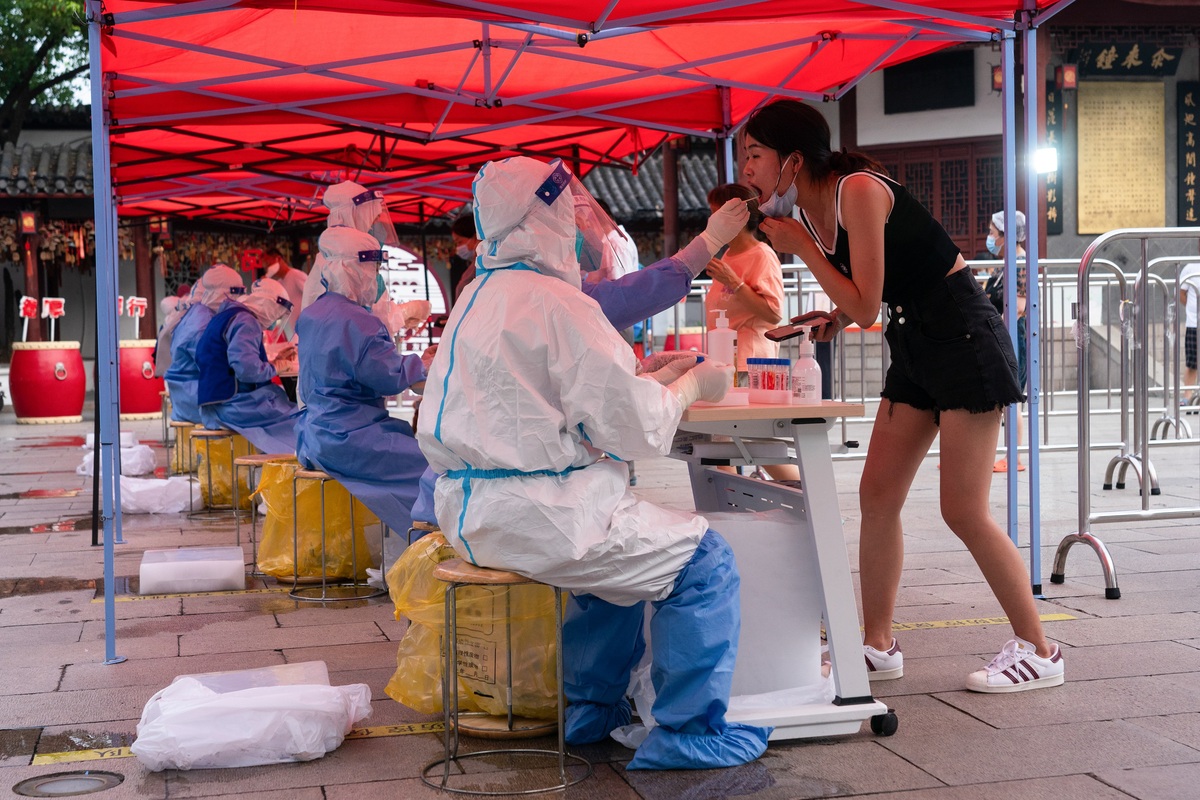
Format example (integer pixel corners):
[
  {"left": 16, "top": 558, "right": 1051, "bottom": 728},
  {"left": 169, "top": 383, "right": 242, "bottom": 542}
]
[
  {"left": 584, "top": 147, "right": 719, "bottom": 225},
  {"left": 0, "top": 140, "right": 93, "bottom": 197}
]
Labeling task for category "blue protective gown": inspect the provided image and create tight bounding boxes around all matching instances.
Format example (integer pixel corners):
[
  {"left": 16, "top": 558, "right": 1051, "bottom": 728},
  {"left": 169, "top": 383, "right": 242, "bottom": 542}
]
[
  {"left": 294, "top": 292, "right": 429, "bottom": 535},
  {"left": 198, "top": 300, "right": 299, "bottom": 454},
  {"left": 163, "top": 303, "right": 215, "bottom": 423}
]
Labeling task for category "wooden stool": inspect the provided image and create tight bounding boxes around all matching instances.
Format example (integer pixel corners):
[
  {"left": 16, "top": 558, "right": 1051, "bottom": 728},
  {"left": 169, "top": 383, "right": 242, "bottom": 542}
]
[
  {"left": 159, "top": 390, "right": 171, "bottom": 445},
  {"left": 233, "top": 453, "right": 288, "bottom": 576},
  {"left": 188, "top": 427, "right": 246, "bottom": 520},
  {"left": 289, "top": 468, "right": 387, "bottom": 602},
  {"left": 422, "top": 558, "right": 590, "bottom": 795},
  {"left": 167, "top": 419, "right": 195, "bottom": 477}
]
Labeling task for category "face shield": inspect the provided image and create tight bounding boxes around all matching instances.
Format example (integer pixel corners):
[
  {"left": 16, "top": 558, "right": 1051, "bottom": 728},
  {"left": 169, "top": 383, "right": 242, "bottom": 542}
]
[
  {"left": 567, "top": 176, "right": 630, "bottom": 277},
  {"left": 353, "top": 188, "right": 400, "bottom": 248},
  {"left": 242, "top": 277, "right": 294, "bottom": 329},
  {"left": 316, "top": 226, "right": 386, "bottom": 308}
]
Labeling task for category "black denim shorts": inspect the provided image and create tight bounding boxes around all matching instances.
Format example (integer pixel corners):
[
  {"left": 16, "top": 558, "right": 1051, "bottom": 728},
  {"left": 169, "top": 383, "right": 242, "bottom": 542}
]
[{"left": 881, "top": 268, "right": 1025, "bottom": 421}]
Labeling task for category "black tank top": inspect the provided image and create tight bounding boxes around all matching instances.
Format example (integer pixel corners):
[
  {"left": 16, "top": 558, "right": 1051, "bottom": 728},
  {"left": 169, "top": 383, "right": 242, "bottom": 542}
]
[{"left": 798, "top": 172, "right": 960, "bottom": 305}]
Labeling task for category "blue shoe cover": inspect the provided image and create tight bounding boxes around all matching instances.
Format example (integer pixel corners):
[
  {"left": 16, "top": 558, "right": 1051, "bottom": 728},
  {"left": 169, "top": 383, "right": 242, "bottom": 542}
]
[
  {"left": 625, "top": 722, "right": 772, "bottom": 770},
  {"left": 564, "top": 698, "right": 632, "bottom": 745}
]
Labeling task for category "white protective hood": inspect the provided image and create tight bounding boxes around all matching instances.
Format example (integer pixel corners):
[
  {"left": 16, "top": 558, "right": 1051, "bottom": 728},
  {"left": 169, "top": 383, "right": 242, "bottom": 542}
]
[
  {"left": 472, "top": 157, "right": 582, "bottom": 290},
  {"left": 240, "top": 277, "right": 293, "bottom": 328},
  {"left": 316, "top": 226, "right": 383, "bottom": 308},
  {"left": 196, "top": 264, "right": 244, "bottom": 311}
]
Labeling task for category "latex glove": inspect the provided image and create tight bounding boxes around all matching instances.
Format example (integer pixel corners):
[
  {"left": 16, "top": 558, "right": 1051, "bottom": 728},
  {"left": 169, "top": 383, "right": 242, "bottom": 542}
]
[
  {"left": 396, "top": 299, "right": 432, "bottom": 330},
  {"left": 641, "top": 353, "right": 700, "bottom": 386},
  {"left": 669, "top": 361, "right": 734, "bottom": 407},
  {"left": 697, "top": 198, "right": 750, "bottom": 255},
  {"left": 637, "top": 351, "right": 699, "bottom": 375},
  {"left": 420, "top": 344, "right": 438, "bottom": 371}
]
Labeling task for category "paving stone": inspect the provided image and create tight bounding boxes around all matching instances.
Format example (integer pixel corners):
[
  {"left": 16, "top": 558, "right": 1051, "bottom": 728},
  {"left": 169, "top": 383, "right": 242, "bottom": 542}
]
[
  {"left": 817, "top": 774, "right": 1132, "bottom": 800},
  {"left": 1093, "top": 762, "right": 1200, "bottom": 800}
]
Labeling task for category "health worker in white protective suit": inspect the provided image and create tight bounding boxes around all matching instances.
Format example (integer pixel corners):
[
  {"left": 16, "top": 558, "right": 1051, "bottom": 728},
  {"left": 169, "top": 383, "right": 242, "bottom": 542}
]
[{"left": 417, "top": 157, "right": 772, "bottom": 771}]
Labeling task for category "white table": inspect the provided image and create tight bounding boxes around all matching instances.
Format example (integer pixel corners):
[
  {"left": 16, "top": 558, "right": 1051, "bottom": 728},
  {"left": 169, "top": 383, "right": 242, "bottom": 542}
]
[{"left": 675, "top": 401, "right": 895, "bottom": 740}]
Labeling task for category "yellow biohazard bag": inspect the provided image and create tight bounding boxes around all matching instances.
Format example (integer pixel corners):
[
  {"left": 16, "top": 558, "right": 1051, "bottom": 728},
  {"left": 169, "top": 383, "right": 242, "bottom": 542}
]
[
  {"left": 195, "top": 433, "right": 254, "bottom": 509},
  {"left": 171, "top": 425, "right": 201, "bottom": 474},
  {"left": 384, "top": 533, "right": 558, "bottom": 718},
  {"left": 255, "top": 457, "right": 380, "bottom": 580}
]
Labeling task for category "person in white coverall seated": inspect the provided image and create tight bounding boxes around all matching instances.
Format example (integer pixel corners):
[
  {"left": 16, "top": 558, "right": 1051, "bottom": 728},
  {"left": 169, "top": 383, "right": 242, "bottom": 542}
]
[{"left": 417, "top": 156, "right": 772, "bottom": 770}]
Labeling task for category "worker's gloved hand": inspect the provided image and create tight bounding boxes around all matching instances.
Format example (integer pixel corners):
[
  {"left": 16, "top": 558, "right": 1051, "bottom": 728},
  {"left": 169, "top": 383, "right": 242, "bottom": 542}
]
[
  {"left": 396, "top": 299, "right": 432, "bottom": 330},
  {"left": 637, "top": 351, "right": 699, "bottom": 375},
  {"left": 669, "top": 361, "right": 734, "bottom": 406},
  {"left": 641, "top": 353, "right": 700, "bottom": 386},
  {"left": 420, "top": 344, "right": 438, "bottom": 371},
  {"left": 698, "top": 198, "right": 750, "bottom": 256}
]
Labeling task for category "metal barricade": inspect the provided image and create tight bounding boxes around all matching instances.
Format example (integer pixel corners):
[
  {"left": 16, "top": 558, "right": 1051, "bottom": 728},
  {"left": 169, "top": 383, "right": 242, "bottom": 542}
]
[{"left": 1051, "top": 227, "right": 1200, "bottom": 599}]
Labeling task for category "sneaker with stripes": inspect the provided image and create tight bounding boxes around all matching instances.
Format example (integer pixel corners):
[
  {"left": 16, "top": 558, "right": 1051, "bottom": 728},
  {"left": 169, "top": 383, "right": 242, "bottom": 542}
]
[
  {"left": 965, "top": 638, "right": 1064, "bottom": 693},
  {"left": 864, "top": 638, "right": 903, "bottom": 681}
]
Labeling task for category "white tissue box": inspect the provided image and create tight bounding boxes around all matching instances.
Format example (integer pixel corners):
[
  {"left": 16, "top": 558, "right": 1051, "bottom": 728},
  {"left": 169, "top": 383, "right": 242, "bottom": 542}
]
[{"left": 139, "top": 546, "right": 246, "bottom": 595}]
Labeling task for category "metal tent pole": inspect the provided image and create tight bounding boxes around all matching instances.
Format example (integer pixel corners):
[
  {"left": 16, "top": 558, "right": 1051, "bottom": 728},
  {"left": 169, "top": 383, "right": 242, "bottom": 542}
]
[
  {"left": 1022, "top": 15, "right": 1044, "bottom": 593},
  {"left": 1000, "top": 30, "right": 1020, "bottom": 546},
  {"left": 87, "top": 0, "right": 126, "bottom": 666}
]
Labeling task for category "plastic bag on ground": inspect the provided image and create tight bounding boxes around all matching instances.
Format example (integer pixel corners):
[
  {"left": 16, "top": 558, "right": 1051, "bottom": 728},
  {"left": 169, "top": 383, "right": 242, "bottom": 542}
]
[
  {"left": 255, "top": 457, "right": 380, "bottom": 580},
  {"left": 383, "top": 532, "right": 558, "bottom": 718},
  {"left": 131, "top": 675, "right": 371, "bottom": 770},
  {"left": 196, "top": 433, "right": 254, "bottom": 510},
  {"left": 120, "top": 476, "right": 199, "bottom": 514},
  {"left": 76, "top": 444, "right": 157, "bottom": 477}
]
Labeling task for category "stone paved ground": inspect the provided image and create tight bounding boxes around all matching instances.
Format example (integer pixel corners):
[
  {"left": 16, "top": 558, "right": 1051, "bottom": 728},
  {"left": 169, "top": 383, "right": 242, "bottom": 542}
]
[{"left": 1, "top": 398, "right": 1198, "bottom": 799}]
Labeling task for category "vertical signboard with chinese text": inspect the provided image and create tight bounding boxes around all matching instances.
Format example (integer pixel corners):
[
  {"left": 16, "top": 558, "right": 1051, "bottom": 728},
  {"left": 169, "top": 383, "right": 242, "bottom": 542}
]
[
  {"left": 1045, "top": 81, "right": 1063, "bottom": 235},
  {"left": 1179, "top": 82, "right": 1198, "bottom": 227}
]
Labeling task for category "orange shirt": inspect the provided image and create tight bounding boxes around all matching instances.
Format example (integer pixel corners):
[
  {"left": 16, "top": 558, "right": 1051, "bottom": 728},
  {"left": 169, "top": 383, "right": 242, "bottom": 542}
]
[{"left": 704, "top": 241, "right": 784, "bottom": 371}]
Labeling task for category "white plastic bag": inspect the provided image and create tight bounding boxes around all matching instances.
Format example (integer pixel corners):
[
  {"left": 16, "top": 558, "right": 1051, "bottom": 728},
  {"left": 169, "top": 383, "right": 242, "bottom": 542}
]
[
  {"left": 76, "top": 444, "right": 157, "bottom": 477},
  {"left": 120, "top": 476, "right": 199, "bottom": 514},
  {"left": 131, "top": 677, "right": 372, "bottom": 771}
]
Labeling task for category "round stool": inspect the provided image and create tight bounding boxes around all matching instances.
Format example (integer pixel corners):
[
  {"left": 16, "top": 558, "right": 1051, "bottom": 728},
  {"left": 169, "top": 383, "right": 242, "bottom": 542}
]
[
  {"left": 422, "top": 558, "right": 590, "bottom": 795},
  {"left": 167, "top": 419, "right": 195, "bottom": 477},
  {"left": 289, "top": 468, "right": 387, "bottom": 602},
  {"left": 233, "top": 453, "right": 289, "bottom": 576},
  {"left": 159, "top": 391, "right": 171, "bottom": 446},
  {"left": 188, "top": 427, "right": 248, "bottom": 520}
]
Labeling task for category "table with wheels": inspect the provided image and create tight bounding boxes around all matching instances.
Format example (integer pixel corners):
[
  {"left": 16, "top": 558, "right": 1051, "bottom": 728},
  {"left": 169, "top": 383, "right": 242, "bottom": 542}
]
[{"left": 674, "top": 401, "right": 897, "bottom": 740}]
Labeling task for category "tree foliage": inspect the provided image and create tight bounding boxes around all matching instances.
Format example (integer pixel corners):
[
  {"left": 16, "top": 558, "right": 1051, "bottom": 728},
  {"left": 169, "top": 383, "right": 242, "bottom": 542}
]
[{"left": 0, "top": 0, "right": 88, "bottom": 144}]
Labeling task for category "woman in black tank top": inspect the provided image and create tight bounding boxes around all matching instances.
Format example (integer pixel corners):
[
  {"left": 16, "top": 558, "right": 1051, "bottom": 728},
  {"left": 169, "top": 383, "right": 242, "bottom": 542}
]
[{"left": 738, "top": 100, "right": 1063, "bottom": 695}]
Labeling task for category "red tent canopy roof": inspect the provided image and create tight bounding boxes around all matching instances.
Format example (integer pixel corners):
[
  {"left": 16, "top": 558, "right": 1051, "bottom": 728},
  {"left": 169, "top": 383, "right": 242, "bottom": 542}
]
[{"left": 102, "top": 1, "right": 1063, "bottom": 222}]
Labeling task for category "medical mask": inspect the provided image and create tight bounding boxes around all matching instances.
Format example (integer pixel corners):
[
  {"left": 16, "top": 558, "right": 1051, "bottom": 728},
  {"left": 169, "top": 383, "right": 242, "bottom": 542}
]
[
  {"left": 265, "top": 262, "right": 281, "bottom": 278},
  {"left": 759, "top": 154, "right": 799, "bottom": 217},
  {"left": 375, "top": 273, "right": 387, "bottom": 303},
  {"left": 986, "top": 234, "right": 1001, "bottom": 256},
  {"left": 575, "top": 230, "right": 585, "bottom": 262},
  {"left": 455, "top": 244, "right": 472, "bottom": 260},
  {"left": 369, "top": 219, "right": 398, "bottom": 248}
]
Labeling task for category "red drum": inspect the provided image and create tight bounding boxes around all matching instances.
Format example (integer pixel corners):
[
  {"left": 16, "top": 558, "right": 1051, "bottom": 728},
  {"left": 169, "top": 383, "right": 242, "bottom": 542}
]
[
  {"left": 119, "top": 339, "right": 165, "bottom": 419},
  {"left": 9, "top": 341, "right": 86, "bottom": 423}
]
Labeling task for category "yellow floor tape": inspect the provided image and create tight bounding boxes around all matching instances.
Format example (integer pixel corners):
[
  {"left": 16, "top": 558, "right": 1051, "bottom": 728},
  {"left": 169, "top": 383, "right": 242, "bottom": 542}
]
[
  {"left": 92, "top": 587, "right": 294, "bottom": 603},
  {"left": 32, "top": 722, "right": 445, "bottom": 765},
  {"left": 892, "top": 613, "right": 1075, "bottom": 631}
]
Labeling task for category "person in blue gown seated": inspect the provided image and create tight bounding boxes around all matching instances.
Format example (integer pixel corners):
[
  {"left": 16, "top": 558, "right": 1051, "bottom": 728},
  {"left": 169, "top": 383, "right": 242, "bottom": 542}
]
[
  {"left": 196, "top": 277, "right": 300, "bottom": 455},
  {"left": 294, "top": 227, "right": 432, "bottom": 537},
  {"left": 162, "top": 264, "right": 245, "bottom": 424},
  {"left": 418, "top": 156, "right": 770, "bottom": 770}
]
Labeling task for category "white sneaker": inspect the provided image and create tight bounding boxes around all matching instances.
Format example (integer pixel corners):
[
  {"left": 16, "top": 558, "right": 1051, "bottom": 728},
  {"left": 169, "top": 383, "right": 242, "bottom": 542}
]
[
  {"left": 864, "top": 639, "right": 903, "bottom": 681},
  {"left": 966, "top": 638, "right": 1064, "bottom": 693}
]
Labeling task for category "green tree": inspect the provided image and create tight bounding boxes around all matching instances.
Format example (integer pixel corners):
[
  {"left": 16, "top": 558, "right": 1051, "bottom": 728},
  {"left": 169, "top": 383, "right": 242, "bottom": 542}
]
[{"left": 0, "top": 0, "right": 87, "bottom": 144}]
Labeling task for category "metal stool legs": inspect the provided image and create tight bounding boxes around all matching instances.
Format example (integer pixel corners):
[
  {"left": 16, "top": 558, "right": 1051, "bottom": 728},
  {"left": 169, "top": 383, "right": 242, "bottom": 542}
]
[
  {"left": 187, "top": 433, "right": 243, "bottom": 520},
  {"left": 423, "top": 581, "right": 590, "bottom": 795},
  {"left": 288, "top": 471, "right": 387, "bottom": 602}
]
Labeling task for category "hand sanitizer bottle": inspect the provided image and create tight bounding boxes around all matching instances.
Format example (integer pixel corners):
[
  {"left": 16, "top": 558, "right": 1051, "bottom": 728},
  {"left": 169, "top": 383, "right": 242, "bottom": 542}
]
[
  {"left": 707, "top": 309, "right": 737, "bottom": 368},
  {"left": 792, "top": 332, "right": 822, "bottom": 404}
]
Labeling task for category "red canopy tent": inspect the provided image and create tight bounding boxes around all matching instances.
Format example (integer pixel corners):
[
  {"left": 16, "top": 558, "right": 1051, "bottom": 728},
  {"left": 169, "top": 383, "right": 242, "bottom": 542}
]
[
  {"left": 96, "top": 1, "right": 1062, "bottom": 223},
  {"left": 84, "top": 0, "right": 1072, "bottom": 661}
]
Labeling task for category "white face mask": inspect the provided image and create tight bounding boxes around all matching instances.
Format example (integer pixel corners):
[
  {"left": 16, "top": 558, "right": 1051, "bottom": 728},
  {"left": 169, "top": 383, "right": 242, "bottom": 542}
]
[
  {"left": 265, "top": 262, "right": 281, "bottom": 278},
  {"left": 455, "top": 244, "right": 472, "bottom": 261},
  {"left": 758, "top": 153, "right": 799, "bottom": 217}
]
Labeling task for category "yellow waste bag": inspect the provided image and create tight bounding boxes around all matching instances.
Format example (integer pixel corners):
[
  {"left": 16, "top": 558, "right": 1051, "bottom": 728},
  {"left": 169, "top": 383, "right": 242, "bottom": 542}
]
[
  {"left": 172, "top": 425, "right": 201, "bottom": 474},
  {"left": 255, "top": 458, "right": 379, "bottom": 580},
  {"left": 195, "top": 433, "right": 254, "bottom": 509},
  {"left": 384, "top": 533, "right": 558, "bottom": 718}
]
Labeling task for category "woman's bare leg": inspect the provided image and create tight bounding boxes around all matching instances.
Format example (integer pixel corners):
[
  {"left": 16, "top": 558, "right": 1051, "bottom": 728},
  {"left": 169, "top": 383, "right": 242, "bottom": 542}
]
[
  {"left": 858, "top": 402, "right": 939, "bottom": 651},
  {"left": 938, "top": 408, "right": 1051, "bottom": 656}
]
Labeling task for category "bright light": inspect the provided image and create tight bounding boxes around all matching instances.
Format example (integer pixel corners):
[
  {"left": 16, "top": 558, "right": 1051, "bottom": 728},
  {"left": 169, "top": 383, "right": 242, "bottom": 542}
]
[{"left": 1033, "top": 147, "right": 1058, "bottom": 174}]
